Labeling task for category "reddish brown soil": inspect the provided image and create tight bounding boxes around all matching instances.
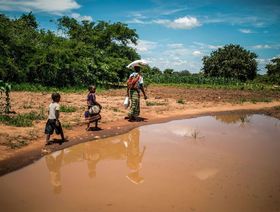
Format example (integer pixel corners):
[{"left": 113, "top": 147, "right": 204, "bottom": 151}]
[{"left": 0, "top": 85, "right": 280, "bottom": 175}]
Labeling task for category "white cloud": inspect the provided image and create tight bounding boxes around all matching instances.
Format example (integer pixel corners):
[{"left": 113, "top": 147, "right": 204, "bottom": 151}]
[
  {"left": 130, "top": 40, "right": 158, "bottom": 53},
  {"left": 71, "top": 13, "right": 92, "bottom": 22},
  {"left": 251, "top": 44, "right": 280, "bottom": 50},
  {"left": 193, "top": 42, "right": 223, "bottom": 50},
  {"left": 239, "top": 29, "right": 253, "bottom": 34},
  {"left": 154, "top": 16, "right": 201, "bottom": 29},
  {"left": 0, "top": 0, "right": 80, "bottom": 14},
  {"left": 192, "top": 50, "right": 203, "bottom": 56},
  {"left": 252, "top": 44, "right": 272, "bottom": 49},
  {"left": 165, "top": 48, "right": 189, "bottom": 57},
  {"left": 167, "top": 43, "right": 184, "bottom": 49},
  {"left": 126, "top": 18, "right": 147, "bottom": 24},
  {"left": 256, "top": 58, "right": 271, "bottom": 64},
  {"left": 203, "top": 15, "right": 267, "bottom": 28}
]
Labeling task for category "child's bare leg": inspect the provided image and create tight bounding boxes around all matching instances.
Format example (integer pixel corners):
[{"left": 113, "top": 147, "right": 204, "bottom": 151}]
[
  {"left": 86, "top": 121, "right": 90, "bottom": 130},
  {"left": 46, "top": 134, "right": 51, "bottom": 143},
  {"left": 60, "top": 129, "right": 65, "bottom": 141},
  {"left": 95, "top": 121, "right": 98, "bottom": 128}
]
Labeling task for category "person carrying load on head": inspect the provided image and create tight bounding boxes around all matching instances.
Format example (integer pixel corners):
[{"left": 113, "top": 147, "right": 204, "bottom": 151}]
[{"left": 126, "top": 65, "right": 147, "bottom": 122}]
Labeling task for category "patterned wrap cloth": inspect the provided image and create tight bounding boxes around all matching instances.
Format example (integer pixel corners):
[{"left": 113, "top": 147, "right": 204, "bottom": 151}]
[{"left": 128, "top": 89, "right": 140, "bottom": 117}]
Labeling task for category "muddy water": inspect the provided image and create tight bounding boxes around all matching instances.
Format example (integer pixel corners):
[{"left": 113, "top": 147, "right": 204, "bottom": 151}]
[{"left": 0, "top": 114, "right": 280, "bottom": 212}]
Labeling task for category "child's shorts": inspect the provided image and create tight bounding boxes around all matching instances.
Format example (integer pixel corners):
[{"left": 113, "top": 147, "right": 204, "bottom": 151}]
[{"left": 45, "top": 119, "right": 62, "bottom": 135}]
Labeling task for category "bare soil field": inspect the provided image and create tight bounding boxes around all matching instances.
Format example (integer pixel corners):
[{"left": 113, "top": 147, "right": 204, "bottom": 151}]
[{"left": 0, "top": 85, "right": 280, "bottom": 175}]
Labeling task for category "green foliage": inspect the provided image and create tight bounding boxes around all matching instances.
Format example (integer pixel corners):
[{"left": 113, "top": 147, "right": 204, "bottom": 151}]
[
  {"left": 60, "top": 105, "right": 77, "bottom": 113},
  {"left": 0, "top": 80, "right": 12, "bottom": 113},
  {"left": 265, "top": 57, "right": 280, "bottom": 85},
  {"left": 0, "top": 109, "right": 46, "bottom": 127},
  {"left": 145, "top": 73, "right": 277, "bottom": 91},
  {"left": 163, "top": 68, "right": 174, "bottom": 75},
  {"left": 0, "top": 13, "right": 140, "bottom": 87},
  {"left": 202, "top": 44, "right": 257, "bottom": 81}
]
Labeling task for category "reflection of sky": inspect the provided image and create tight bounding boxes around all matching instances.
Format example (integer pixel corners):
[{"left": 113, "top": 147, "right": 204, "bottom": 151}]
[
  {"left": 1, "top": 113, "right": 280, "bottom": 211},
  {"left": 141, "top": 114, "right": 280, "bottom": 143}
]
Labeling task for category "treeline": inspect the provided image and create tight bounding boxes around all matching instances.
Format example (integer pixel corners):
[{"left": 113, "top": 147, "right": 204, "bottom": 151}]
[
  {"left": 143, "top": 44, "right": 280, "bottom": 86},
  {"left": 0, "top": 12, "right": 139, "bottom": 87},
  {"left": 1, "top": 13, "right": 279, "bottom": 88}
]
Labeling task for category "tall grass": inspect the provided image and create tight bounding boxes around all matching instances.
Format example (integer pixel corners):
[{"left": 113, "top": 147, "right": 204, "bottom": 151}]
[{"left": 145, "top": 74, "right": 278, "bottom": 91}]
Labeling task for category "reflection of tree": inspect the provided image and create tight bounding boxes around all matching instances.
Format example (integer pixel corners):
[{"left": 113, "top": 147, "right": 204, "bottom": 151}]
[
  {"left": 45, "top": 150, "right": 64, "bottom": 194},
  {"left": 125, "top": 129, "right": 146, "bottom": 184},
  {"left": 215, "top": 114, "right": 250, "bottom": 126}
]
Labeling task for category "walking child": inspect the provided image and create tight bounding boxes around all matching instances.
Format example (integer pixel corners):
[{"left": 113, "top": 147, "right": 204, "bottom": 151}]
[
  {"left": 45, "top": 93, "right": 65, "bottom": 144},
  {"left": 85, "top": 85, "right": 102, "bottom": 130}
]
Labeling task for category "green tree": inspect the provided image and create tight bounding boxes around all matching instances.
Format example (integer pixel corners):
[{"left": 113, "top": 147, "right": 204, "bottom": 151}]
[
  {"left": 266, "top": 57, "right": 280, "bottom": 76},
  {"left": 202, "top": 44, "right": 257, "bottom": 81},
  {"left": 0, "top": 13, "right": 140, "bottom": 87},
  {"left": 265, "top": 57, "right": 280, "bottom": 85},
  {"left": 163, "top": 68, "right": 174, "bottom": 75}
]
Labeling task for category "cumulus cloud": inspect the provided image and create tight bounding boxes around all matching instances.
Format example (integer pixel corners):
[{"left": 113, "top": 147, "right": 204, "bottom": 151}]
[
  {"left": 71, "top": 13, "right": 92, "bottom": 22},
  {"left": 239, "top": 29, "right": 253, "bottom": 34},
  {"left": 129, "top": 40, "right": 158, "bottom": 53},
  {"left": 192, "top": 50, "right": 203, "bottom": 56},
  {"left": 154, "top": 16, "right": 201, "bottom": 29},
  {"left": 0, "top": 0, "right": 80, "bottom": 14}
]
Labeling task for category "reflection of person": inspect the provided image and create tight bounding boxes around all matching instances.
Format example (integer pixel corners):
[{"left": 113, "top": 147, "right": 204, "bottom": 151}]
[
  {"left": 85, "top": 85, "right": 102, "bottom": 131},
  {"left": 45, "top": 150, "right": 64, "bottom": 194},
  {"left": 84, "top": 143, "right": 101, "bottom": 178},
  {"left": 125, "top": 129, "right": 146, "bottom": 184},
  {"left": 126, "top": 66, "right": 147, "bottom": 122},
  {"left": 45, "top": 93, "right": 65, "bottom": 144}
]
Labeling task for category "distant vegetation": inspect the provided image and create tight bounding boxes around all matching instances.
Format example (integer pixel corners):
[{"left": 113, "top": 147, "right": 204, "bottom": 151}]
[
  {"left": 0, "top": 12, "right": 139, "bottom": 87},
  {"left": 202, "top": 44, "right": 257, "bottom": 81},
  {"left": 0, "top": 12, "right": 279, "bottom": 91}
]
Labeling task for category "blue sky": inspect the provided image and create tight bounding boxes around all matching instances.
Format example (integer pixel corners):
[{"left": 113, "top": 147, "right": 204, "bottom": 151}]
[{"left": 1, "top": 0, "right": 280, "bottom": 73}]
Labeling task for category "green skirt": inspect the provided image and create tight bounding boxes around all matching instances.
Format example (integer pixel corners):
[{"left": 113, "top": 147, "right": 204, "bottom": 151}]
[{"left": 128, "top": 90, "right": 140, "bottom": 117}]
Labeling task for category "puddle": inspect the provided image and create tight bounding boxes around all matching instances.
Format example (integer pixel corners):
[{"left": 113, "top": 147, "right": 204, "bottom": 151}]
[{"left": 0, "top": 114, "right": 280, "bottom": 211}]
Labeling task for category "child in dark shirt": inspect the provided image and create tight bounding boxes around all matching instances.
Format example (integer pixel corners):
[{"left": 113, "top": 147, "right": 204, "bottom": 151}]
[{"left": 85, "top": 85, "right": 102, "bottom": 131}]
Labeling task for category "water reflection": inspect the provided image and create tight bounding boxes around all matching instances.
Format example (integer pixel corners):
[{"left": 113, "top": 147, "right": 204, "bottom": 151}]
[
  {"left": 126, "top": 129, "right": 146, "bottom": 184},
  {"left": 45, "top": 129, "right": 146, "bottom": 193},
  {"left": 45, "top": 150, "right": 64, "bottom": 194},
  {"left": 215, "top": 114, "right": 251, "bottom": 126}
]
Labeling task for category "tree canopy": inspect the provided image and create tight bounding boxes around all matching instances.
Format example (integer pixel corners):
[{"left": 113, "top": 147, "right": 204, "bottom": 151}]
[
  {"left": 202, "top": 44, "right": 258, "bottom": 81},
  {"left": 0, "top": 12, "right": 140, "bottom": 87},
  {"left": 266, "top": 57, "right": 280, "bottom": 76}
]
